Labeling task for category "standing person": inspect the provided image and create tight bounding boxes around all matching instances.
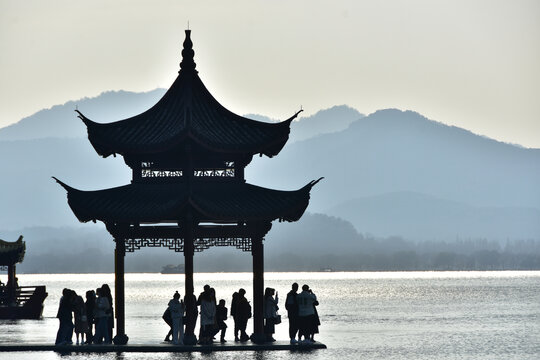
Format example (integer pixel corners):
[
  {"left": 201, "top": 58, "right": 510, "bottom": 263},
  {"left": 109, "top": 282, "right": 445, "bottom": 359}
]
[
  {"left": 85, "top": 290, "right": 96, "bottom": 344},
  {"left": 101, "top": 284, "right": 114, "bottom": 344},
  {"left": 94, "top": 288, "right": 111, "bottom": 344},
  {"left": 162, "top": 306, "right": 173, "bottom": 342},
  {"left": 196, "top": 285, "right": 211, "bottom": 341},
  {"left": 231, "top": 291, "right": 240, "bottom": 341},
  {"left": 297, "top": 284, "right": 317, "bottom": 344},
  {"left": 197, "top": 285, "right": 210, "bottom": 305},
  {"left": 214, "top": 299, "right": 228, "bottom": 343},
  {"left": 183, "top": 286, "right": 198, "bottom": 345},
  {"left": 263, "top": 287, "right": 279, "bottom": 342},
  {"left": 236, "top": 288, "right": 251, "bottom": 342},
  {"left": 311, "top": 299, "right": 320, "bottom": 342},
  {"left": 286, "top": 282, "right": 299, "bottom": 344},
  {"left": 168, "top": 291, "right": 185, "bottom": 345},
  {"left": 73, "top": 294, "right": 89, "bottom": 345},
  {"left": 199, "top": 288, "right": 216, "bottom": 344},
  {"left": 55, "top": 288, "right": 74, "bottom": 345}
]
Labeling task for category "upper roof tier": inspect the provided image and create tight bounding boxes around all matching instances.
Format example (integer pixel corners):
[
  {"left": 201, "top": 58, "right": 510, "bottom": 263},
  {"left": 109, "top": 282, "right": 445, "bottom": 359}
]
[
  {"left": 54, "top": 177, "right": 322, "bottom": 224},
  {"left": 0, "top": 236, "right": 25, "bottom": 266},
  {"left": 76, "top": 30, "right": 302, "bottom": 159}
]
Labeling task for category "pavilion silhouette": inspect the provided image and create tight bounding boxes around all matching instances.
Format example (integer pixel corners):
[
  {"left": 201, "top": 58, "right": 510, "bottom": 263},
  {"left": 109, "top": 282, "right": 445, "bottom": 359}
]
[{"left": 55, "top": 30, "right": 320, "bottom": 345}]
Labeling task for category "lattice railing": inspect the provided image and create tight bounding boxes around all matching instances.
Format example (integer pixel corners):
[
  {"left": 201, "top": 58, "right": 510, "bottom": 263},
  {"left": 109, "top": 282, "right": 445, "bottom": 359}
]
[
  {"left": 193, "top": 237, "right": 252, "bottom": 252},
  {"left": 124, "top": 237, "right": 254, "bottom": 253},
  {"left": 125, "top": 238, "right": 185, "bottom": 253}
]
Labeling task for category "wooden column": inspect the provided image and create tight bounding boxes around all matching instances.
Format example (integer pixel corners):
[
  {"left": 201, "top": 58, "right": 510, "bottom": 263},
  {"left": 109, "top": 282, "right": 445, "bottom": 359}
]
[
  {"left": 184, "top": 142, "right": 195, "bottom": 312},
  {"left": 251, "top": 235, "right": 265, "bottom": 343},
  {"left": 6, "top": 264, "right": 16, "bottom": 303},
  {"left": 184, "top": 221, "right": 194, "bottom": 305},
  {"left": 113, "top": 237, "right": 128, "bottom": 344},
  {"left": 183, "top": 229, "right": 197, "bottom": 345},
  {"left": 7, "top": 264, "right": 16, "bottom": 288}
]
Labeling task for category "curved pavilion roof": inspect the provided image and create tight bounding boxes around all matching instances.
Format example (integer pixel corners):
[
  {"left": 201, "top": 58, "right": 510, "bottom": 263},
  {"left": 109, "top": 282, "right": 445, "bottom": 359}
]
[
  {"left": 0, "top": 236, "right": 25, "bottom": 266},
  {"left": 53, "top": 178, "right": 323, "bottom": 224},
  {"left": 76, "top": 30, "right": 302, "bottom": 159}
]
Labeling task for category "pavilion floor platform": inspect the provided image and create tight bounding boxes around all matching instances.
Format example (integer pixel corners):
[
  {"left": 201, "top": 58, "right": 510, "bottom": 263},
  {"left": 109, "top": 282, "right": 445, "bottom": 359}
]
[{"left": 0, "top": 341, "right": 327, "bottom": 353}]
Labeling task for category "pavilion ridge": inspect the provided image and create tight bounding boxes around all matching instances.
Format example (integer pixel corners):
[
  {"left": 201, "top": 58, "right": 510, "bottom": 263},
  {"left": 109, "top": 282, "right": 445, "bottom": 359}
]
[{"left": 55, "top": 30, "right": 321, "bottom": 345}]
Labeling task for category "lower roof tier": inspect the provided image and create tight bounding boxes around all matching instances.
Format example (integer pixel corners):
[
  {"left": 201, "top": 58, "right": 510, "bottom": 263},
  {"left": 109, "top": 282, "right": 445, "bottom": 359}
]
[{"left": 53, "top": 178, "right": 322, "bottom": 224}]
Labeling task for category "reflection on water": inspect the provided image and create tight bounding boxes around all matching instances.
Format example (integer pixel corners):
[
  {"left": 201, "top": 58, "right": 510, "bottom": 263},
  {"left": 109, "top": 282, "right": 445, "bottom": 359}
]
[{"left": 1, "top": 271, "right": 539, "bottom": 360}]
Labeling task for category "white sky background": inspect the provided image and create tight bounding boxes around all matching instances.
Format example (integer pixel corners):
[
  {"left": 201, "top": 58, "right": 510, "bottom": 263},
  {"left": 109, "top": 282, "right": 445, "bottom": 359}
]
[{"left": 1, "top": 0, "right": 539, "bottom": 148}]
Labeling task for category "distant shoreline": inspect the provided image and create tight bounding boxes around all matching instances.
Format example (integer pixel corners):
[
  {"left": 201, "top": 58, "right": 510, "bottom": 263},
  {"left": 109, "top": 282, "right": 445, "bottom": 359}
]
[{"left": 14, "top": 269, "right": 540, "bottom": 275}]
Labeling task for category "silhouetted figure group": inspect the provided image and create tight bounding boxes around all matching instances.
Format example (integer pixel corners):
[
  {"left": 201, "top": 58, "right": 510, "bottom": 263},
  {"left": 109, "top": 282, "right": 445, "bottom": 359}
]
[
  {"left": 286, "top": 283, "right": 319, "bottom": 344},
  {"left": 55, "top": 284, "right": 113, "bottom": 346},
  {"left": 164, "top": 285, "right": 235, "bottom": 345},
  {"left": 162, "top": 282, "right": 319, "bottom": 345}
]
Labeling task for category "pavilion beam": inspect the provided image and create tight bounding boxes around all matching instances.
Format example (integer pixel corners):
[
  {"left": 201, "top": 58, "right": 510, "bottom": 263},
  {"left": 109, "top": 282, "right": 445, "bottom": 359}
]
[
  {"left": 113, "top": 237, "right": 128, "bottom": 345},
  {"left": 111, "top": 224, "right": 257, "bottom": 240}
]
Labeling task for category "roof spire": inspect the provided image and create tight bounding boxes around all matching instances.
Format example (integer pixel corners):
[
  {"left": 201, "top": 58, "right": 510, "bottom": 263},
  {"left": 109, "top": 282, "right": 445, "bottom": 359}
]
[{"left": 180, "top": 29, "right": 196, "bottom": 73}]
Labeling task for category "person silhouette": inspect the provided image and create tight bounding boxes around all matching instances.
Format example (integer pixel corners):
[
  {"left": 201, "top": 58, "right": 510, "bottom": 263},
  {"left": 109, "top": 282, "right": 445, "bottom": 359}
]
[
  {"left": 168, "top": 291, "right": 185, "bottom": 345},
  {"left": 285, "top": 282, "right": 299, "bottom": 343},
  {"left": 296, "top": 284, "right": 317, "bottom": 344}
]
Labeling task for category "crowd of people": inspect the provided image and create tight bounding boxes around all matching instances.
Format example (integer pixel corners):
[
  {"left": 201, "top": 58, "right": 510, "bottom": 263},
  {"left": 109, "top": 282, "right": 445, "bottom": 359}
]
[
  {"left": 163, "top": 282, "right": 320, "bottom": 345},
  {"left": 54, "top": 282, "right": 321, "bottom": 346},
  {"left": 55, "top": 284, "right": 114, "bottom": 346}
]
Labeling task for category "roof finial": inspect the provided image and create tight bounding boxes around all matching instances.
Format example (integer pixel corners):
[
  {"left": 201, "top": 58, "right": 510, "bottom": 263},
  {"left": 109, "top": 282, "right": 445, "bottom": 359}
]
[{"left": 180, "top": 29, "right": 197, "bottom": 73}]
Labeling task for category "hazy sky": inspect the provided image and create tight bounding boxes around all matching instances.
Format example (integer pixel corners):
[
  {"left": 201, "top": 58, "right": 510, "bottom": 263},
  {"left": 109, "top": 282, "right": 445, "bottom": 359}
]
[{"left": 1, "top": 0, "right": 539, "bottom": 147}]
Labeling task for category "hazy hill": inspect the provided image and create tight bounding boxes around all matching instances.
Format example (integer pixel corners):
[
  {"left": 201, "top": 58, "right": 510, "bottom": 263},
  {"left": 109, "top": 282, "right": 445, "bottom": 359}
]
[
  {"left": 0, "top": 137, "right": 129, "bottom": 229},
  {"left": 0, "top": 91, "right": 364, "bottom": 230},
  {"left": 326, "top": 191, "right": 540, "bottom": 241},
  {"left": 0, "top": 91, "right": 538, "bottom": 246},
  {"left": 247, "top": 109, "right": 540, "bottom": 211},
  {"left": 0, "top": 91, "right": 360, "bottom": 143},
  {"left": 11, "top": 213, "right": 368, "bottom": 273},
  {"left": 290, "top": 105, "right": 364, "bottom": 142},
  {"left": 0, "top": 89, "right": 166, "bottom": 141}
]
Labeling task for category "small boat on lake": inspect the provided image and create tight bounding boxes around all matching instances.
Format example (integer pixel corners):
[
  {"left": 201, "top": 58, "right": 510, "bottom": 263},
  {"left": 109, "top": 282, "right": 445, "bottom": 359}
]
[
  {"left": 0, "top": 236, "right": 48, "bottom": 320},
  {"left": 161, "top": 264, "right": 185, "bottom": 274}
]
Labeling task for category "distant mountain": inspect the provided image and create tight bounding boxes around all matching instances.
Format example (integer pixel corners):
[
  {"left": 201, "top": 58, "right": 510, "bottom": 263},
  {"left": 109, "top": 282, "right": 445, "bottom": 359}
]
[
  {"left": 0, "top": 89, "right": 166, "bottom": 141},
  {"left": 12, "top": 213, "right": 368, "bottom": 273},
  {"left": 0, "top": 137, "right": 130, "bottom": 229},
  {"left": 0, "top": 91, "right": 538, "bottom": 244},
  {"left": 247, "top": 109, "right": 540, "bottom": 211},
  {"left": 289, "top": 105, "right": 364, "bottom": 142},
  {"left": 224, "top": 105, "right": 364, "bottom": 143},
  {"left": 0, "top": 91, "right": 361, "bottom": 143},
  {"left": 326, "top": 191, "right": 540, "bottom": 241}
]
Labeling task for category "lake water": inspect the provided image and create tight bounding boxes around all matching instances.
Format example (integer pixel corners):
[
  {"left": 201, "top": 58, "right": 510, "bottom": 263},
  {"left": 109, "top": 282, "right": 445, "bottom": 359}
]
[{"left": 1, "top": 271, "right": 539, "bottom": 360}]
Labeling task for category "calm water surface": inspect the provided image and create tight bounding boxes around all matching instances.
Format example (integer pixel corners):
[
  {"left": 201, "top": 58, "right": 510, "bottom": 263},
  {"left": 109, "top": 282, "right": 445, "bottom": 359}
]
[{"left": 1, "top": 271, "right": 539, "bottom": 360}]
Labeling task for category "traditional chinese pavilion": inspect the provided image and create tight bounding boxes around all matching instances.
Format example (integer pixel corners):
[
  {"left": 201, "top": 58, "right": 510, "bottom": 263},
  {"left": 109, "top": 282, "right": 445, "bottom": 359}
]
[{"left": 55, "top": 30, "right": 320, "bottom": 344}]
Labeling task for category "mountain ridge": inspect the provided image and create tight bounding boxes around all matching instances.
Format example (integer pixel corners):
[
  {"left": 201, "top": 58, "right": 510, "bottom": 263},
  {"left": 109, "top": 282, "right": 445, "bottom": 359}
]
[
  {"left": 326, "top": 191, "right": 540, "bottom": 241},
  {"left": 0, "top": 89, "right": 538, "bottom": 246}
]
